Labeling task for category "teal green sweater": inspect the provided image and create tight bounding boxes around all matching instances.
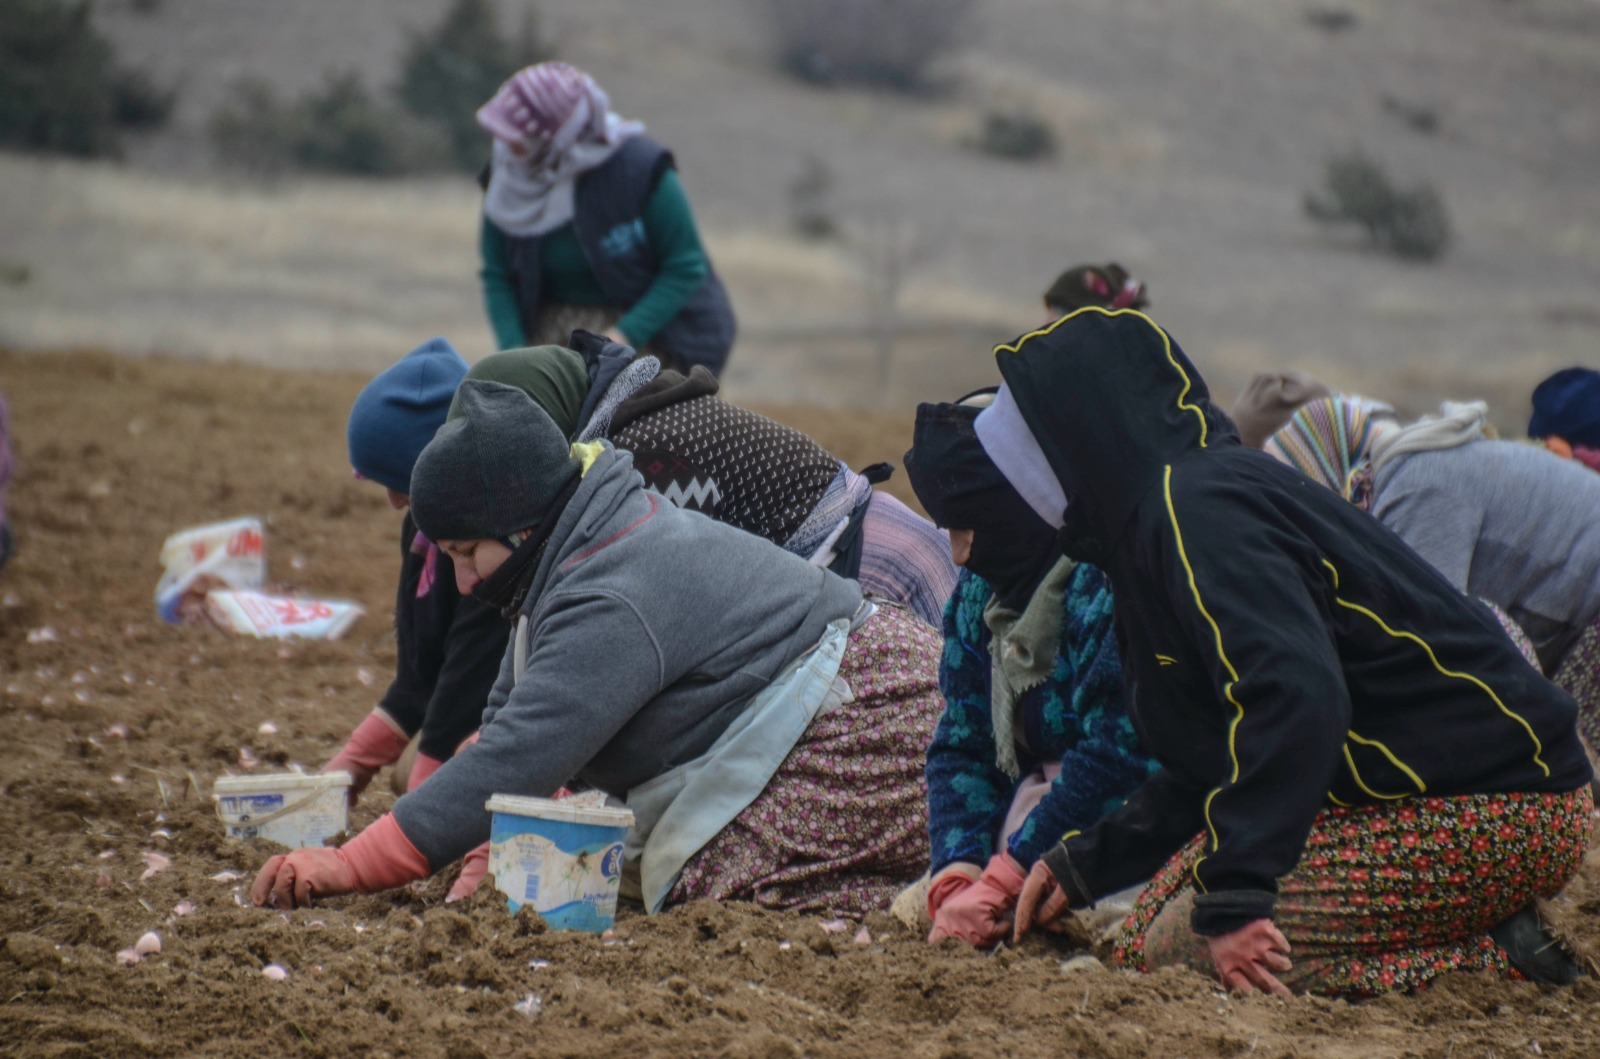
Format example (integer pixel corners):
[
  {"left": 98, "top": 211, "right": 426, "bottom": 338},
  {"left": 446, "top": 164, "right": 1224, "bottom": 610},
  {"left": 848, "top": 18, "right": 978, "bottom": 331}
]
[{"left": 479, "top": 168, "right": 710, "bottom": 351}]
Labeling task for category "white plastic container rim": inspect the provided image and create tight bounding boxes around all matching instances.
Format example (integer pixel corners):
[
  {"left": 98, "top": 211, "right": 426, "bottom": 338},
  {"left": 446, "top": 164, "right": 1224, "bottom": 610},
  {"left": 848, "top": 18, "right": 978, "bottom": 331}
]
[
  {"left": 485, "top": 793, "right": 635, "bottom": 830},
  {"left": 215, "top": 771, "right": 353, "bottom": 795}
]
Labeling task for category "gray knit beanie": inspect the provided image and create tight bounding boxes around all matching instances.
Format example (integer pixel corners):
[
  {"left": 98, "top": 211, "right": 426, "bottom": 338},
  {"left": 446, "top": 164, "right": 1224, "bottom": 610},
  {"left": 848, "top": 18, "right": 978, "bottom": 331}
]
[{"left": 410, "top": 380, "right": 580, "bottom": 543}]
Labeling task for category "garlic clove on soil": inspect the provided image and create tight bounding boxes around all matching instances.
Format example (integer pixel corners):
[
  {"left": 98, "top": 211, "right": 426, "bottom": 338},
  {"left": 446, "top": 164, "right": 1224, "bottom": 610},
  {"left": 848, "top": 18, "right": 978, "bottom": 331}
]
[
  {"left": 134, "top": 932, "right": 161, "bottom": 956},
  {"left": 116, "top": 948, "right": 142, "bottom": 966},
  {"left": 139, "top": 852, "right": 171, "bottom": 881},
  {"left": 262, "top": 964, "right": 289, "bottom": 981}
]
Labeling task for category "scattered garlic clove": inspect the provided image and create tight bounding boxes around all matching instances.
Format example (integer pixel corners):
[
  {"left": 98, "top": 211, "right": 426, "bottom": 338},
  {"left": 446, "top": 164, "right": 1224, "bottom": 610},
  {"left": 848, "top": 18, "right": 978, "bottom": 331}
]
[
  {"left": 116, "top": 948, "right": 142, "bottom": 966},
  {"left": 134, "top": 932, "right": 162, "bottom": 956},
  {"left": 139, "top": 852, "right": 171, "bottom": 881},
  {"left": 257, "top": 722, "right": 278, "bottom": 736},
  {"left": 818, "top": 918, "right": 850, "bottom": 935},
  {"left": 172, "top": 901, "right": 194, "bottom": 916},
  {"left": 105, "top": 724, "right": 129, "bottom": 739},
  {"left": 852, "top": 925, "right": 873, "bottom": 946},
  {"left": 262, "top": 964, "right": 289, "bottom": 981},
  {"left": 210, "top": 870, "right": 241, "bottom": 883}
]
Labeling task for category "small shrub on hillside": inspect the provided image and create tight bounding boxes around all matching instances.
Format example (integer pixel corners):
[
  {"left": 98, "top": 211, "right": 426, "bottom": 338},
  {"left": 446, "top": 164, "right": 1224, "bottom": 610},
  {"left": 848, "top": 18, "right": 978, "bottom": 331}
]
[
  {"left": 210, "top": 74, "right": 446, "bottom": 177},
  {"left": 787, "top": 155, "right": 839, "bottom": 239},
  {"left": 1304, "top": 150, "right": 1452, "bottom": 261},
  {"left": 397, "top": 0, "right": 554, "bottom": 172},
  {"left": 764, "top": 0, "right": 978, "bottom": 91},
  {"left": 112, "top": 68, "right": 177, "bottom": 131},
  {"left": 972, "top": 100, "right": 1055, "bottom": 162},
  {"left": 0, "top": 0, "right": 119, "bottom": 157}
]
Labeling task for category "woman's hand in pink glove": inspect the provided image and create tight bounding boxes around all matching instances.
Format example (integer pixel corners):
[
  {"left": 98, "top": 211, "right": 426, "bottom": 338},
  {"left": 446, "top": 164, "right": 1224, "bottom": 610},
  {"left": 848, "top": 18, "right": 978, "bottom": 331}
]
[
  {"left": 251, "top": 848, "right": 360, "bottom": 910},
  {"left": 445, "top": 842, "right": 490, "bottom": 903},
  {"left": 925, "top": 863, "right": 982, "bottom": 922},
  {"left": 928, "top": 854, "right": 1026, "bottom": 947},
  {"left": 1207, "top": 918, "right": 1293, "bottom": 997},
  {"left": 1012, "top": 859, "right": 1073, "bottom": 943},
  {"left": 324, "top": 710, "right": 410, "bottom": 804},
  {"left": 250, "top": 814, "right": 430, "bottom": 910}
]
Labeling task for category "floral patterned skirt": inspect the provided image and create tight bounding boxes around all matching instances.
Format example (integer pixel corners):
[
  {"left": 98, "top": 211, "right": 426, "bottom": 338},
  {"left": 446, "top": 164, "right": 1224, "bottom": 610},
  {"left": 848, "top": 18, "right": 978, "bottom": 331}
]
[
  {"left": 1112, "top": 787, "right": 1593, "bottom": 998},
  {"left": 1556, "top": 617, "right": 1600, "bottom": 749},
  {"left": 667, "top": 604, "right": 943, "bottom": 916}
]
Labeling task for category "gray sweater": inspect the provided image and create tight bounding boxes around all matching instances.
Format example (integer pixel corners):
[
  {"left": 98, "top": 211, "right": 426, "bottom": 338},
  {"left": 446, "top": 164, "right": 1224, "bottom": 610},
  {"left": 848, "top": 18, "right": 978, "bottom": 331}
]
[
  {"left": 1372, "top": 439, "right": 1600, "bottom": 671},
  {"left": 391, "top": 447, "right": 863, "bottom": 869}
]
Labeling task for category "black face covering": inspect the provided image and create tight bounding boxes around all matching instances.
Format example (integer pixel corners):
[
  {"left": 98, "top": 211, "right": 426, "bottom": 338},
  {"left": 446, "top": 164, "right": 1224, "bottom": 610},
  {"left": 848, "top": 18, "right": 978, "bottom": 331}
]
[
  {"left": 470, "top": 475, "right": 583, "bottom": 619},
  {"left": 904, "top": 400, "right": 1060, "bottom": 609}
]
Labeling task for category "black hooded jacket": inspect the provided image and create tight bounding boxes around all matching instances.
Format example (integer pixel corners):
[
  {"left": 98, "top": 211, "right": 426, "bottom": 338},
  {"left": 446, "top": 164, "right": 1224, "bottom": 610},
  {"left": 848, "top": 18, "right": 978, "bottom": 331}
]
[{"left": 995, "top": 309, "right": 1591, "bottom": 935}]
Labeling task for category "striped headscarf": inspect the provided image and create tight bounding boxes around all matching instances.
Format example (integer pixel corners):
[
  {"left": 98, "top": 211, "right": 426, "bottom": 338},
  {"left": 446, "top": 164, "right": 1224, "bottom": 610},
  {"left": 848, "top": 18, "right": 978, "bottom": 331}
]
[
  {"left": 1265, "top": 395, "right": 1394, "bottom": 506},
  {"left": 476, "top": 63, "right": 644, "bottom": 238}
]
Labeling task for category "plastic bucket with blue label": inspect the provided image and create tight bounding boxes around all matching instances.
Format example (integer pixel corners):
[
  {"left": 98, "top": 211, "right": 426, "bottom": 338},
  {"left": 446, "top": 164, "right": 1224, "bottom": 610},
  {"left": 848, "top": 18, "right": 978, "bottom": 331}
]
[{"left": 484, "top": 794, "right": 635, "bottom": 933}]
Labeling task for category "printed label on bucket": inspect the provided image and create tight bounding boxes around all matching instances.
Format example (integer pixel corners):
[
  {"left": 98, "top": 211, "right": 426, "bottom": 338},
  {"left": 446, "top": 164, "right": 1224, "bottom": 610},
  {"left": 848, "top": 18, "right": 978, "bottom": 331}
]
[
  {"left": 487, "top": 830, "right": 626, "bottom": 933},
  {"left": 215, "top": 783, "right": 349, "bottom": 849}
]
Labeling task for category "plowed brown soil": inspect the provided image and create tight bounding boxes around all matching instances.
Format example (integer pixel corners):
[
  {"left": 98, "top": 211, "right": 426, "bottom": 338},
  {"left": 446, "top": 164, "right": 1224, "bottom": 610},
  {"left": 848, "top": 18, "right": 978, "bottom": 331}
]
[{"left": 4, "top": 348, "right": 1600, "bottom": 1058}]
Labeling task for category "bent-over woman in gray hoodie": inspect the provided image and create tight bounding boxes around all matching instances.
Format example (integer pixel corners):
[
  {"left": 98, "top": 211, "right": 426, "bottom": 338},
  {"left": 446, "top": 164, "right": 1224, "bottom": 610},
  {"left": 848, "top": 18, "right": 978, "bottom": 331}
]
[{"left": 251, "top": 380, "right": 944, "bottom": 917}]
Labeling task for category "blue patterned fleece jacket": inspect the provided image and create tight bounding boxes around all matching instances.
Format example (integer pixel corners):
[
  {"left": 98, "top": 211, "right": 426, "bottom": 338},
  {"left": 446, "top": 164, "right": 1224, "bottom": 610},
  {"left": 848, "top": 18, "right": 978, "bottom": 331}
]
[{"left": 926, "top": 566, "right": 1159, "bottom": 873}]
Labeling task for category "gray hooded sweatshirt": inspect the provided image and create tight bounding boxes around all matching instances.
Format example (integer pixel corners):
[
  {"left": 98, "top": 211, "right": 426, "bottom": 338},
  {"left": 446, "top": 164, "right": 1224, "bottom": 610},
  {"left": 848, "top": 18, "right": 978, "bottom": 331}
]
[
  {"left": 1372, "top": 438, "right": 1600, "bottom": 671},
  {"left": 391, "top": 445, "right": 863, "bottom": 869}
]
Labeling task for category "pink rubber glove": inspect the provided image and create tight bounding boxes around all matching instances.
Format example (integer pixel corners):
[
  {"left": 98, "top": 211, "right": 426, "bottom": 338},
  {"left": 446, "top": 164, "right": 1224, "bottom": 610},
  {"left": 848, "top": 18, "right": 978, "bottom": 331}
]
[
  {"left": 1013, "top": 858, "right": 1078, "bottom": 942},
  {"left": 446, "top": 842, "right": 491, "bottom": 903},
  {"left": 928, "top": 853, "right": 1026, "bottom": 947},
  {"left": 324, "top": 710, "right": 409, "bottom": 803},
  {"left": 926, "top": 862, "right": 982, "bottom": 921},
  {"left": 406, "top": 752, "right": 446, "bottom": 791},
  {"left": 250, "top": 814, "right": 430, "bottom": 910},
  {"left": 1207, "top": 918, "right": 1294, "bottom": 996},
  {"left": 444, "top": 782, "right": 574, "bottom": 903}
]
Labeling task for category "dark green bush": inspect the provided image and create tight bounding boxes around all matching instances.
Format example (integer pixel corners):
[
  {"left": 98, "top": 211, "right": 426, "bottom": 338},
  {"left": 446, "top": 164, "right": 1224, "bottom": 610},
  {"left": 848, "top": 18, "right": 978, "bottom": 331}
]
[
  {"left": 210, "top": 74, "right": 446, "bottom": 177},
  {"left": 397, "top": 0, "right": 553, "bottom": 172},
  {"left": 765, "top": 0, "right": 978, "bottom": 92},
  {"left": 1304, "top": 150, "right": 1452, "bottom": 261},
  {"left": 0, "top": 0, "right": 119, "bottom": 157},
  {"left": 112, "top": 68, "right": 177, "bottom": 131},
  {"left": 972, "top": 101, "right": 1056, "bottom": 162}
]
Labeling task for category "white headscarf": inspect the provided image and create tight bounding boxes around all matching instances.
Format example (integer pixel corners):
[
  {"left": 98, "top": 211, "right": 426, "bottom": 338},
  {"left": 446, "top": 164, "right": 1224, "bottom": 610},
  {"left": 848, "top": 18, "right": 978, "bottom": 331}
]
[{"left": 478, "top": 64, "right": 645, "bottom": 238}]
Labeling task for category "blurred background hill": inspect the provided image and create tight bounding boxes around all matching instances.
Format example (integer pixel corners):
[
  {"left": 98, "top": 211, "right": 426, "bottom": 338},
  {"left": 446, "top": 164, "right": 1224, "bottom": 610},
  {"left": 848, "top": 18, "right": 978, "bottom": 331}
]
[{"left": 1, "top": 0, "right": 1597, "bottom": 422}]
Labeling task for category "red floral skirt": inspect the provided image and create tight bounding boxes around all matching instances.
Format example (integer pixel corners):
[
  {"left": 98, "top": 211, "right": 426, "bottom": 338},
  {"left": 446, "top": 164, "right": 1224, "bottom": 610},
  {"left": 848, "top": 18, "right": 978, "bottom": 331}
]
[{"left": 1112, "top": 788, "right": 1593, "bottom": 998}]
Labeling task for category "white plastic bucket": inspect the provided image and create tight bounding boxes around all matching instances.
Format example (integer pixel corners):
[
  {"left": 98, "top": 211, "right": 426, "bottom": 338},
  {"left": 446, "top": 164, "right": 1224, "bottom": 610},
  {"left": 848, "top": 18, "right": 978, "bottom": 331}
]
[
  {"left": 485, "top": 794, "right": 635, "bottom": 932},
  {"left": 214, "top": 772, "right": 352, "bottom": 849}
]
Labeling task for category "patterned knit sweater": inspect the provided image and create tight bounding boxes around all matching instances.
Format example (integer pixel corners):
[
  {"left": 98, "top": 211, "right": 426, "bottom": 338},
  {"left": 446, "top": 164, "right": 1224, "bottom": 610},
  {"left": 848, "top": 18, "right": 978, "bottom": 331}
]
[
  {"left": 608, "top": 375, "right": 843, "bottom": 549},
  {"left": 926, "top": 567, "right": 1159, "bottom": 872}
]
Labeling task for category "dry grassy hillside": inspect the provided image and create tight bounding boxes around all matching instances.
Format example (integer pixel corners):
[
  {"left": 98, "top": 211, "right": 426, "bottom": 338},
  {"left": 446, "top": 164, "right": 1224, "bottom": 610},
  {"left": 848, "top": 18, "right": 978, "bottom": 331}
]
[{"left": 2, "top": 0, "right": 1596, "bottom": 418}]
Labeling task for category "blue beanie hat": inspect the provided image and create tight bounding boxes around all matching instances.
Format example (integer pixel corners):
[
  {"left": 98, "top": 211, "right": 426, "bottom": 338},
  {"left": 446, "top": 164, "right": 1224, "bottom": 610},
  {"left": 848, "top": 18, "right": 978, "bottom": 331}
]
[
  {"left": 348, "top": 337, "right": 470, "bottom": 494},
  {"left": 1528, "top": 367, "right": 1600, "bottom": 449}
]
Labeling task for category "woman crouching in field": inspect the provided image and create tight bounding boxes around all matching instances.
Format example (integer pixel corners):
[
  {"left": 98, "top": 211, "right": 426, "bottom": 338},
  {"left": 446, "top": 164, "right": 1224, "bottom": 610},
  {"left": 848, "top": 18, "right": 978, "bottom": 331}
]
[
  {"left": 252, "top": 380, "right": 943, "bottom": 916},
  {"left": 994, "top": 309, "right": 1593, "bottom": 998},
  {"left": 901, "top": 392, "right": 1159, "bottom": 947}
]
